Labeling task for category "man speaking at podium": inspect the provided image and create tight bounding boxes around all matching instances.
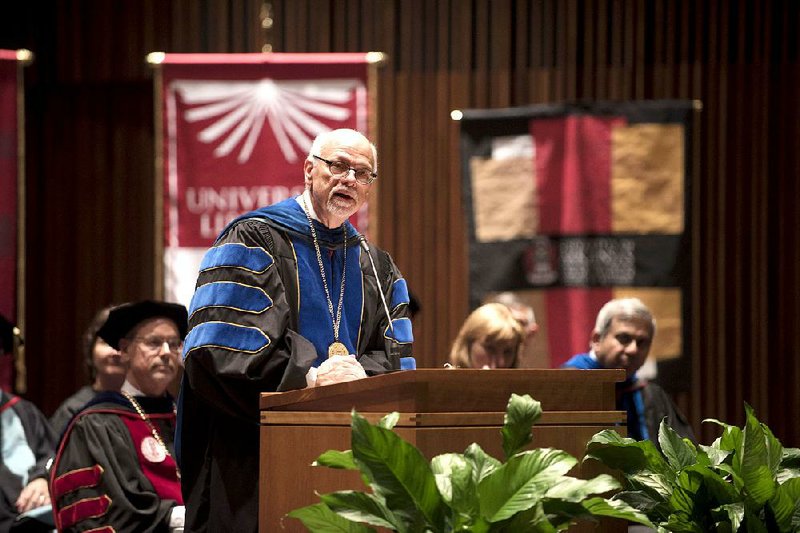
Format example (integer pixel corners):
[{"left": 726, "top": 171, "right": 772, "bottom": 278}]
[{"left": 178, "top": 129, "right": 414, "bottom": 532}]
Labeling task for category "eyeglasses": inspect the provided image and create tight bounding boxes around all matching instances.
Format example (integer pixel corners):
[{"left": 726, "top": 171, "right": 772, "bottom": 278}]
[
  {"left": 313, "top": 155, "right": 377, "bottom": 185},
  {"left": 133, "top": 337, "right": 183, "bottom": 353}
]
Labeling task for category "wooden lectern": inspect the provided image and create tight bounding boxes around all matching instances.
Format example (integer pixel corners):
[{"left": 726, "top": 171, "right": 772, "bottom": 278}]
[{"left": 260, "top": 369, "right": 626, "bottom": 532}]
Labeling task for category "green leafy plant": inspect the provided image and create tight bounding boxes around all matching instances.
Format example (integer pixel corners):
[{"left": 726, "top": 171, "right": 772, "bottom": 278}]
[
  {"left": 584, "top": 403, "right": 800, "bottom": 532},
  {"left": 288, "top": 393, "right": 653, "bottom": 532}
]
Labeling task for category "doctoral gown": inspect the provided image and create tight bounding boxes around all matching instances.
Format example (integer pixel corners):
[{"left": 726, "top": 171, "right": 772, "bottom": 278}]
[
  {"left": 50, "top": 392, "right": 182, "bottom": 532},
  {"left": 179, "top": 197, "right": 414, "bottom": 532}
]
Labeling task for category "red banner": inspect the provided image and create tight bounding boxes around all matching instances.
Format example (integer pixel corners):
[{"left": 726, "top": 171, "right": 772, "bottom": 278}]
[
  {"left": 0, "top": 50, "right": 20, "bottom": 391},
  {"left": 156, "top": 53, "right": 374, "bottom": 305}
]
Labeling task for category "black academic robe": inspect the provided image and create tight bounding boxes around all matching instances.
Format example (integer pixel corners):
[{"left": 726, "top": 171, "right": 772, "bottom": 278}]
[
  {"left": 179, "top": 197, "right": 414, "bottom": 532},
  {"left": 0, "top": 392, "right": 56, "bottom": 531},
  {"left": 49, "top": 385, "right": 96, "bottom": 436},
  {"left": 50, "top": 393, "right": 181, "bottom": 532}
]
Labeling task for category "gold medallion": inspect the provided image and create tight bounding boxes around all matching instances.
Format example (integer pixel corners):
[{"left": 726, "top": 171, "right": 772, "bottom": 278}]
[{"left": 328, "top": 341, "right": 350, "bottom": 358}]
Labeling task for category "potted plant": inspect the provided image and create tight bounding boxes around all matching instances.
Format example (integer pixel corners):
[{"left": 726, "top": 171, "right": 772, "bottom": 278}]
[
  {"left": 288, "top": 393, "right": 653, "bottom": 532},
  {"left": 584, "top": 403, "right": 800, "bottom": 532}
]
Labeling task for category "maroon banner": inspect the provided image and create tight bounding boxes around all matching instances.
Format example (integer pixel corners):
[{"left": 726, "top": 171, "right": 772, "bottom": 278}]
[
  {"left": 157, "top": 53, "right": 374, "bottom": 305},
  {"left": 0, "top": 50, "right": 19, "bottom": 391}
]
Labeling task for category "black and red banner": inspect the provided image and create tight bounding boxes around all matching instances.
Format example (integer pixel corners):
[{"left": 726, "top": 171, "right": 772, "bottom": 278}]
[
  {"left": 459, "top": 101, "right": 694, "bottom": 389},
  {"left": 155, "top": 53, "right": 375, "bottom": 306},
  {"left": 0, "top": 50, "right": 21, "bottom": 392}
]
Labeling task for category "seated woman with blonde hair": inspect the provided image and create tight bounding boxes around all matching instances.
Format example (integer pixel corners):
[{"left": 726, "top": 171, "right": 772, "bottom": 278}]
[{"left": 448, "top": 303, "right": 525, "bottom": 369}]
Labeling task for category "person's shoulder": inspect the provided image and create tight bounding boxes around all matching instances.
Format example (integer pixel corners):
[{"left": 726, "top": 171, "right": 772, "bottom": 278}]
[
  {"left": 561, "top": 352, "right": 595, "bottom": 369},
  {"left": 4, "top": 393, "right": 47, "bottom": 418}
]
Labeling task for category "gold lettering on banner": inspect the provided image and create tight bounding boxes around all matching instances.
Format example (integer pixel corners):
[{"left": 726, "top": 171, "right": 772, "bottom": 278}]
[{"left": 186, "top": 185, "right": 305, "bottom": 238}]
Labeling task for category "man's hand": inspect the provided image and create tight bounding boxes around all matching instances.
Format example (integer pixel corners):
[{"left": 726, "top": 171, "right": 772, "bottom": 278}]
[
  {"left": 314, "top": 355, "right": 367, "bottom": 387},
  {"left": 16, "top": 476, "right": 50, "bottom": 513}
]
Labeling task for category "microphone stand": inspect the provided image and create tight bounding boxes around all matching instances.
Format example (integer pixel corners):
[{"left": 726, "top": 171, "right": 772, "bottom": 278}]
[{"left": 358, "top": 235, "right": 400, "bottom": 370}]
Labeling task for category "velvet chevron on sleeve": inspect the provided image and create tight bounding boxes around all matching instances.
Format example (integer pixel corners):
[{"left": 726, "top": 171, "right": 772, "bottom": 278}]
[{"left": 178, "top": 197, "right": 414, "bottom": 533}]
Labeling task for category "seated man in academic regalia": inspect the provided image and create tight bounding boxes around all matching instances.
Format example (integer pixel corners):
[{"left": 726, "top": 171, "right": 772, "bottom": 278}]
[
  {"left": 561, "top": 297, "right": 695, "bottom": 445},
  {"left": 0, "top": 314, "right": 58, "bottom": 532},
  {"left": 50, "top": 300, "right": 188, "bottom": 532}
]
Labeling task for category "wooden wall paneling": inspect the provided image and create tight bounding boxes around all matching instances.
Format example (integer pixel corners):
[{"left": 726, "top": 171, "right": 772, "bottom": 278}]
[
  {"left": 564, "top": 0, "right": 578, "bottom": 100},
  {"left": 593, "top": 0, "right": 609, "bottom": 100},
  {"left": 578, "top": 0, "right": 592, "bottom": 100},
  {"left": 488, "top": 0, "right": 512, "bottom": 106},
  {"left": 392, "top": 1, "right": 414, "bottom": 301},
  {"left": 750, "top": 1, "right": 770, "bottom": 416},
  {"left": 175, "top": 0, "right": 204, "bottom": 52},
  {"left": 472, "top": 0, "right": 488, "bottom": 107},
  {"left": 374, "top": 3, "right": 397, "bottom": 252},
  {"left": 435, "top": 0, "right": 462, "bottom": 368},
  {"left": 783, "top": 3, "right": 800, "bottom": 446},
  {"left": 513, "top": 0, "right": 529, "bottom": 102},
  {"left": 689, "top": 0, "right": 707, "bottom": 441},
  {"left": 418, "top": 0, "right": 436, "bottom": 364},
  {"left": 207, "top": 1, "right": 231, "bottom": 51},
  {"left": 439, "top": 0, "right": 471, "bottom": 369}
]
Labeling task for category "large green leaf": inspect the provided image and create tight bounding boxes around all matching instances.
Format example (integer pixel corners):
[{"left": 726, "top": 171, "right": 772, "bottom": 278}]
[
  {"left": 581, "top": 497, "right": 656, "bottom": 528},
  {"left": 625, "top": 472, "right": 674, "bottom": 501},
  {"left": 287, "top": 502, "right": 377, "bottom": 532},
  {"left": 781, "top": 448, "right": 800, "bottom": 469},
  {"left": 669, "top": 469, "right": 703, "bottom": 516},
  {"left": 463, "top": 443, "right": 501, "bottom": 483},
  {"left": 659, "top": 420, "right": 698, "bottom": 471},
  {"left": 350, "top": 410, "right": 445, "bottom": 529},
  {"left": 761, "top": 421, "right": 784, "bottom": 474},
  {"left": 585, "top": 429, "right": 674, "bottom": 478},
  {"left": 501, "top": 394, "right": 541, "bottom": 459},
  {"left": 721, "top": 425, "right": 744, "bottom": 472},
  {"left": 613, "top": 490, "right": 673, "bottom": 523},
  {"left": 540, "top": 498, "right": 593, "bottom": 530},
  {"left": 687, "top": 464, "right": 740, "bottom": 505},
  {"left": 543, "top": 474, "right": 620, "bottom": 502},
  {"left": 320, "top": 491, "right": 401, "bottom": 531},
  {"left": 378, "top": 412, "right": 401, "bottom": 430},
  {"left": 715, "top": 501, "right": 744, "bottom": 532},
  {"left": 662, "top": 511, "right": 706, "bottom": 533},
  {"left": 431, "top": 452, "right": 480, "bottom": 518},
  {"left": 742, "top": 507, "right": 770, "bottom": 533},
  {"left": 699, "top": 443, "right": 732, "bottom": 467},
  {"left": 739, "top": 404, "right": 777, "bottom": 507},
  {"left": 776, "top": 468, "right": 800, "bottom": 485},
  {"left": 500, "top": 502, "right": 559, "bottom": 533},
  {"left": 478, "top": 448, "right": 576, "bottom": 522},
  {"left": 316, "top": 449, "right": 358, "bottom": 470},
  {"left": 769, "top": 478, "right": 800, "bottom": 532}
]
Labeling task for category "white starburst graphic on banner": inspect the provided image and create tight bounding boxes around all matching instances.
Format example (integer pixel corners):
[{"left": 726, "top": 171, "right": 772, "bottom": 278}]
[{"left": 171, "top": 79, "right": 362, "bottom": 163}]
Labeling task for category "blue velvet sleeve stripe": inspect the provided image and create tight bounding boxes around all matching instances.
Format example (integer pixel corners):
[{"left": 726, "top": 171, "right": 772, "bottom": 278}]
[
  {"left": 199, "top": 243, "right": 273, "bottom": 274},
  {"left": 390, "top": 279, "right": 409, "bottom": 310},
  {"left": 183, "top": 321, "right": 270, "bottom": 357},
  {"left": 384, "top": 317, "right": 413, "bottom": 344},
  {"left": 188, "top": 282, "right": 273, "bottom": 317}
]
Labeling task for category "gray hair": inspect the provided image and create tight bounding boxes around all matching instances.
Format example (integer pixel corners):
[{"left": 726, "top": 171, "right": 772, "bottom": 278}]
[
  {"left": 594, "top": 297, "right": 656, "bottom": 338},
  {"left": 307, "top": 128, "right": 378, "bottom": 173}
]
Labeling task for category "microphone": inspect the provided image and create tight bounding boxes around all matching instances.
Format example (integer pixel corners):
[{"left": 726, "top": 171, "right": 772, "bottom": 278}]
[{"left": 358, "top": 235, "right": 395, "bottom": 334}]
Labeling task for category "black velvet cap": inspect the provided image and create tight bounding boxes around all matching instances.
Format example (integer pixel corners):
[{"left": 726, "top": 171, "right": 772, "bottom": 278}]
[
  {"left": 97, "top": 300, "right": 188, "bottom": 350},
  {"left": 0, "top": 314, "right": 18, "bottom": 353}
]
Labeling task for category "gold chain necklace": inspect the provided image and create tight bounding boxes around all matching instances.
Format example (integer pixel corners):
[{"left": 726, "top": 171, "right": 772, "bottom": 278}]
[
  {"left": 300, "top": 196, "right": 349, "bottom": 358},
  {"left": 121, "top": 390, "right": 181, "bottom": 480}
]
